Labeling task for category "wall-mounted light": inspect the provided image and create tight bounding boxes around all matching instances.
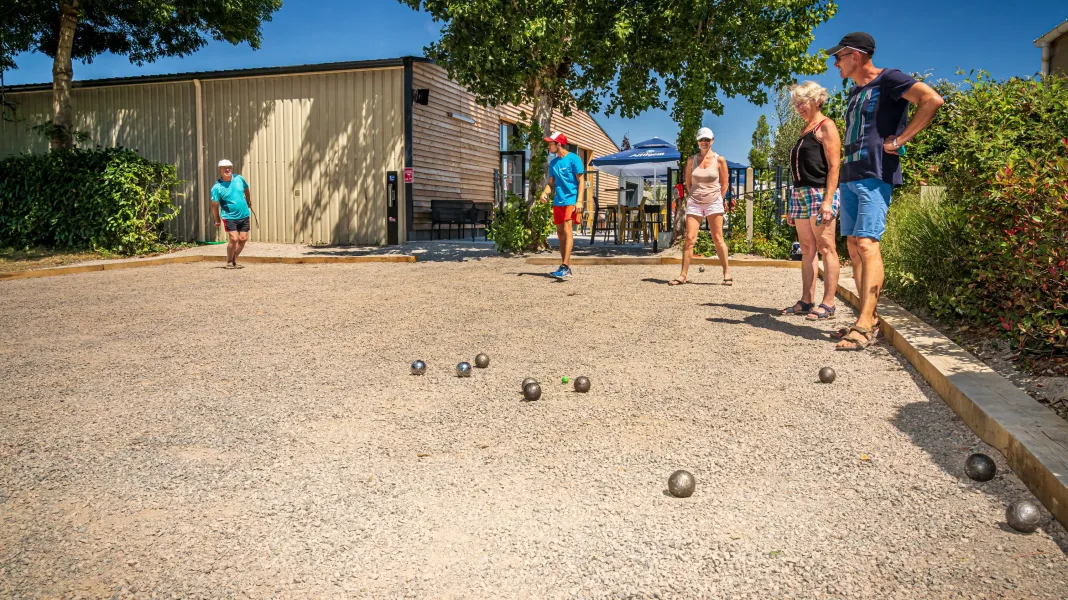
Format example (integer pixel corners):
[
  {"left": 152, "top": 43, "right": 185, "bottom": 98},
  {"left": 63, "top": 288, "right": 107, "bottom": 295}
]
[{"left": 448, "top": 111, "right": 475, "bottom": 125}]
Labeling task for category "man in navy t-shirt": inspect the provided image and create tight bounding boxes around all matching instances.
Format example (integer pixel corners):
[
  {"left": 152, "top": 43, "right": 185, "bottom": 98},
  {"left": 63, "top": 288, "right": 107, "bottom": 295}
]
[{"left": 828, "top": 32, "right": 944, "bottom": 350}]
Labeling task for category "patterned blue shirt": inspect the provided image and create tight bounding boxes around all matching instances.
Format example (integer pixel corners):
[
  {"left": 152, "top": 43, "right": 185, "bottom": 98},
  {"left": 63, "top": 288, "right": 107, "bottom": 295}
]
[{"left": 841, "top": 69, "right": 916, "bottom": 186}]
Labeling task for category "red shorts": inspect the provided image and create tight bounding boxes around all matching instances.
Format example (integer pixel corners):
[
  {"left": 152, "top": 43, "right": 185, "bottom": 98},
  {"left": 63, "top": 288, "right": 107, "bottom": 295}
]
[{"left": 553, "top": 205, "right": 577, "bottom": 225}]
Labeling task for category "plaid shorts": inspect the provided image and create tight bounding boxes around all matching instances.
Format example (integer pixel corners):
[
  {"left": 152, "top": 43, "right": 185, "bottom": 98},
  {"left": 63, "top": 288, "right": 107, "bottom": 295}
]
[{"left": 789, "top": 186, "right": 841, "bottom": 222}]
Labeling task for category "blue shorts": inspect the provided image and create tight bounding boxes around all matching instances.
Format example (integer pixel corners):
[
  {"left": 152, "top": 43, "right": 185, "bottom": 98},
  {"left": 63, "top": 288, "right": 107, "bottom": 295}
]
[{"left": 839, "top": 178, "right": 893, "bottom": 240}]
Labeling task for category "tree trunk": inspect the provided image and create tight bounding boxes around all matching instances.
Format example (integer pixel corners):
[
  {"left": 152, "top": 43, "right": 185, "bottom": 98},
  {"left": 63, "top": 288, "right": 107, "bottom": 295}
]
[
  {"left": 50, "top": 0, "right": 79, "bottom": 151},
  {"left": 524, "top": 77, "right": 554, "bottom": 251}
]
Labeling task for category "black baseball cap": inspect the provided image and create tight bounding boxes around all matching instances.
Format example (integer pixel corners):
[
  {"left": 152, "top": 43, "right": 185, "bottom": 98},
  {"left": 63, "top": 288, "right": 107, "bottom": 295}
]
[{"left": 826, "top": 32, "right": 875, "bottom": 57}]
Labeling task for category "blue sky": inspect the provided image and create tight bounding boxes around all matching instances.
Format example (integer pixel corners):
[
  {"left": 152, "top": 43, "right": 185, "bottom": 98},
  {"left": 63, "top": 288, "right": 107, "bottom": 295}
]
[{"left": 5, "top": 1, "right": 1064, "bottom": 163}]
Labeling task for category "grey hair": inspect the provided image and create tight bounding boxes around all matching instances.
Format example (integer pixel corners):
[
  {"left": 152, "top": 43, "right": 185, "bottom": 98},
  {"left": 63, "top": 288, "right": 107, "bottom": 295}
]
[{"left": 789, "top": 81, "right": 829, "bottom": 108}]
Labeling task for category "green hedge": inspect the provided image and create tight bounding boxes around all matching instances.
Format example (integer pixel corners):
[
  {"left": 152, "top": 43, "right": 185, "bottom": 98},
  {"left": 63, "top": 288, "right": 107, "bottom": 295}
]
[
  {"left": 0, "top": 148, "right": 182, "bottom": 255},
  {"left": 883, "top": 72, "right": 1067, "bottom": 354}
]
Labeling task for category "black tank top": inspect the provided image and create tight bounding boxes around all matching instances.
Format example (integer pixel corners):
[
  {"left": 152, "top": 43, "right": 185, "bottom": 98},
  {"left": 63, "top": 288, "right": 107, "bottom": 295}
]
[{"left": 790, "top": 120, "right": 829, "bottom": 187}]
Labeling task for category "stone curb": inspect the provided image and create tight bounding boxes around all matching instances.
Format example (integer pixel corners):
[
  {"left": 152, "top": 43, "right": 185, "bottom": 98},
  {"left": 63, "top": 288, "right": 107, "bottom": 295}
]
[{"left": 0, "top": 253, "right": 416, "bottom": 281}]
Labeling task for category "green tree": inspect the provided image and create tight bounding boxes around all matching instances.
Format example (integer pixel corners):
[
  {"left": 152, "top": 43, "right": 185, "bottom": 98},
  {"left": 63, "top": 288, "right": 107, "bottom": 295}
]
[
  {"left": 748, "top": 114, "right": 771, "bottom": 171},
  {"left": 3, "top": 0, "right": 282, "bottom": 149},
  {"left": 400, "top": 0, "right": 835, "bottom": 247},
  {"left": 770, "top": 86, "right": 805, "bottom": 169},
  {"left": 660, "top": 1, "right": 836, "bottom": 159}
]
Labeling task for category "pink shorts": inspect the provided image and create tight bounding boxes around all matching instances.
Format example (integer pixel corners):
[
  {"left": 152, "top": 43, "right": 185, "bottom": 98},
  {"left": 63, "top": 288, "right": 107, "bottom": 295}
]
[{"left": 685, "top": 197, "right": 724, "bottom": 218}]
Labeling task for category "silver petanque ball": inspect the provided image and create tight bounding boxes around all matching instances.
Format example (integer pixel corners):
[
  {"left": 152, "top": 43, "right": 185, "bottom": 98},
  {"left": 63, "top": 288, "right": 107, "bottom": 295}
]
[
  {"left": 456, "top": 362, "right": 472, "bottom": 377},
  {"left": 474, "top": 353, "right": 490, "bottom": 368},
  {"left": 819, "top": 366, "right": 836, "bottom": 384},
  {"left": 699, "top": 266, "right": 705, "bottom": 273},
  {"left": 410, "top": 360, "right": 426, "bottom": 375},
  {"left": 522, "top": 382, "right": 542, "bottom": 402},
  {"left": 668, "top": 470, "right": 696, "bottom": 498},
  {"left": 1006, "top": 501, "right": 1042, "bottom": 533},
  {"left": 573, "top": 376, "right": 591, "bottom": 393},
  {"left": 965, "top": 453, "right": 997, "bottom": 482},
  {"left": 522, "top": 377, "right": 538, "bottom": 392}
]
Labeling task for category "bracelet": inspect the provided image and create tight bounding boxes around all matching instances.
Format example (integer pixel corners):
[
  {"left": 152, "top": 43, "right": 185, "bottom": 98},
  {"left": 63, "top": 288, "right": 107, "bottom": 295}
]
[{"left": 892, "top": 137, "right": 900, "bottom": 149}]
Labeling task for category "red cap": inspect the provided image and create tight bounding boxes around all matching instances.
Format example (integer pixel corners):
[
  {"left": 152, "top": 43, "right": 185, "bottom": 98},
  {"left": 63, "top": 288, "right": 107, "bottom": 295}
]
[{"left": 544, "top": 131, "right": 568, "bottom": 145}]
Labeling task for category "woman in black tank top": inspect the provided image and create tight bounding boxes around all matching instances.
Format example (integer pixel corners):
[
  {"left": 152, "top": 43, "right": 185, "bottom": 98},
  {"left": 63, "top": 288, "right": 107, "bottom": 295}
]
[{"left": 780, "top": 81, "right": 843, "bottom": 322}]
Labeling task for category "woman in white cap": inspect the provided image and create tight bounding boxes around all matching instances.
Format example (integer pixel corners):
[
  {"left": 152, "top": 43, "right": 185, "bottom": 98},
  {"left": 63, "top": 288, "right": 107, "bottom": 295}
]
[{"left": 670, "top": 127, "right": 732, "bottom": 286}]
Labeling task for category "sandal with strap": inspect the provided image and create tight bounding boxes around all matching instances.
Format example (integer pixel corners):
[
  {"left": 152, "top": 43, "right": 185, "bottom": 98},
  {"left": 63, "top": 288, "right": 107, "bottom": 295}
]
[
  {"left": 781, "top": 300, "right": 813, "bottom": 316},
  {"left": 806, "top": 303, "right": 836, "bottom": 321},
  {"left": 831, "top": 313, "right": 880, "bottom": 338},
  {"left": 835, "top": 325, "right": 878, "bottom": 351},
  {"left": 722, "top": 277, "right": 734, "bottom": 286},
  {"left": 668, "top": 278, "right": 688, "bottom": 286}
]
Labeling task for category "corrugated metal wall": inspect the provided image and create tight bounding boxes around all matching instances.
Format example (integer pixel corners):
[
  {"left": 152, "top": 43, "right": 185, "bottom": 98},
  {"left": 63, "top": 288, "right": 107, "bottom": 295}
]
[
  {"left": 0, "top": 83, "right": 202, "bottom": 239},
  {"left": 0, "top": 67, "right": 405, "bottom": 245}
]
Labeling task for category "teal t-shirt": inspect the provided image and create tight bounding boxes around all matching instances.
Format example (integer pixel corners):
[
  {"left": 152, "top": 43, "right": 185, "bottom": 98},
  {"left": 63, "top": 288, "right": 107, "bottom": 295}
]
[
  {"left": 549, "top": 152, "right": 585, "bottom": 206},
  {"left": 210, "top": 175, "right": 251, "bottom": 220}
]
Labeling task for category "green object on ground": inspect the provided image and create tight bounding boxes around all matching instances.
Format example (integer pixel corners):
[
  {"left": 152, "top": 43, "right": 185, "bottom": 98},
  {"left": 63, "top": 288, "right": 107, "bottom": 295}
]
[{"left": 561, "top": 376, "right": 569, "bottom": 384}]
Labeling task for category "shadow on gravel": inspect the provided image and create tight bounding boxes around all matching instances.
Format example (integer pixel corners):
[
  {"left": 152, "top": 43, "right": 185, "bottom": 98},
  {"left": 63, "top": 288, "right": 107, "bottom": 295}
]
[
  {"left": 888, "top": 352, "right": 1068, "bottom": 552},
  {"left": 703, "top": 302, "right": 836, "bottom": 343},
  {"left": 642, "top": 278, "right": 717, "bottom": 286},
  {"left": 510, "top": 272, "right": 567, "bottom": 281}
]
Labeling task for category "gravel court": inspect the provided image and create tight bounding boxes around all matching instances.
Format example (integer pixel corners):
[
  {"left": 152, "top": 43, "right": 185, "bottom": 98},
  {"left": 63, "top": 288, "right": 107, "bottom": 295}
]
[{"left": 1, "top": 259, "right": 1066, "bottom": 599}]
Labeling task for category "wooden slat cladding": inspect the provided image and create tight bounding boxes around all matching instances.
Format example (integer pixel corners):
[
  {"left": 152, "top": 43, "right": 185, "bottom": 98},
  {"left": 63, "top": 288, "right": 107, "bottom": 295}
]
[{"left": 411, "top": 63, "right": 620, "bottom": 232}]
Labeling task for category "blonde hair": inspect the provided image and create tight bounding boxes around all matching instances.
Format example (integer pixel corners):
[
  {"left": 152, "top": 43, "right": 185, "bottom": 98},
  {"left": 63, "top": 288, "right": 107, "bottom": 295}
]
[{"left": 789, "top": 81, "right": 829, "bottom": 108}]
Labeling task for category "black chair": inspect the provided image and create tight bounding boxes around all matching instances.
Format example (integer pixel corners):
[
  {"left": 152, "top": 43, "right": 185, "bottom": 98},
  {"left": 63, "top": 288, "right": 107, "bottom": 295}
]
[
  {"left": 431, "top": 199, "right": 471, "bottom": 240},
  {"left": 468, "top": 202, "right": 494, "bottom": 240},
  {"left": 588, "top": 195, "right": 617, "bottom": 245}
]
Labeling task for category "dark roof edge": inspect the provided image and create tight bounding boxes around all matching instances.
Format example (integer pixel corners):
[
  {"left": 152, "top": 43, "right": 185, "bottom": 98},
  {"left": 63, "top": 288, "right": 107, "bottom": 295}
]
[{"left": 2, "top": 56, "right": 431, "bottom": 92}]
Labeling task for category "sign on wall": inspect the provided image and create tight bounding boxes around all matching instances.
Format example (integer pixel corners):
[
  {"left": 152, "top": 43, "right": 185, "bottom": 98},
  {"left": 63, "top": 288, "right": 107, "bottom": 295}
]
[{"left": 403, "top": 168, "right": 414, "bottom": 183}]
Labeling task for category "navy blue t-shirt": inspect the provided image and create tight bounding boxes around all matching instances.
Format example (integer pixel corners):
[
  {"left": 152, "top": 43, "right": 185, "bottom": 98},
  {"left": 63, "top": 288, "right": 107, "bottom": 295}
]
[{"left": 840, "top": 68, "right": 916, "bottom": 186}]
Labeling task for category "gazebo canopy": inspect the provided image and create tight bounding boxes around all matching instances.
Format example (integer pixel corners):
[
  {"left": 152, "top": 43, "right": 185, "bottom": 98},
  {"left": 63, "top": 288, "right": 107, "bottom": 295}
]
[
  {"left": 589, "top": 138, "right": 680, "bottom": 178},
  {"left": 591, "top": 137, "right": 746, "bottom": 177}
]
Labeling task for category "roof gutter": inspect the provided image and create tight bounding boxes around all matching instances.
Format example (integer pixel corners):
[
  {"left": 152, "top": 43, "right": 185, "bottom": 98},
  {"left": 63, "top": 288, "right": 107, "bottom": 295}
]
[{"left": 2, "top": 57, "right": 429, "bottom": 93}]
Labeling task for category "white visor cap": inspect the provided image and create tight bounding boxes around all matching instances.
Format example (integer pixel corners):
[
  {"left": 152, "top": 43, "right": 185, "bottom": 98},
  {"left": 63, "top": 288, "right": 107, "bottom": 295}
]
[{"left": 696, "top": 127, "right": 714, "bottom": 141}]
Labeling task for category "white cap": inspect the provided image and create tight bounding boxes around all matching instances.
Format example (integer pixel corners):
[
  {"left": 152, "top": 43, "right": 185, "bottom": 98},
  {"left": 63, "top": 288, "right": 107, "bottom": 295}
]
[
  {"left": 217, "top": 159, "right": 233, "bottom": 168},
  {"left": 696, "top": 127, "right": 714, "bottom": 141}
]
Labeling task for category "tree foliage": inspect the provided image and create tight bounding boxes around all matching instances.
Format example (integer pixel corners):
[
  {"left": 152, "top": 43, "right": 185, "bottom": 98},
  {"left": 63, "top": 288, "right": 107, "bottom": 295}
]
[
  {"left": 3, "top": 0, "right": 282, "bottom": 148},
  {"left": 748, "top": 114, "right": 771, "bottom": 170},
  {"left": 399, "top": 0, "right": 835, "bottom": 248},
  {"left": 661, "top": 0, "right": 837, "bottom": 157},
  {"left": 769, "top": 85, "right": 804, "bottom": 169}
]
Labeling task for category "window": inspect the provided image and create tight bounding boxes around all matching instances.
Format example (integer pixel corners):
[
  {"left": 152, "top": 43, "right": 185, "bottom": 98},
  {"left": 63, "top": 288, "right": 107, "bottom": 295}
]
[{"left": 500, "top": 122, "right": 527, "bottom": 201}]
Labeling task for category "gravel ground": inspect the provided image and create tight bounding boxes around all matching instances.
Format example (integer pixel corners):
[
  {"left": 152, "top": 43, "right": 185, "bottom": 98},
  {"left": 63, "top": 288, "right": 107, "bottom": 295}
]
[{"left": 1, "top": 257, "right": 1066, "bottom": 599}]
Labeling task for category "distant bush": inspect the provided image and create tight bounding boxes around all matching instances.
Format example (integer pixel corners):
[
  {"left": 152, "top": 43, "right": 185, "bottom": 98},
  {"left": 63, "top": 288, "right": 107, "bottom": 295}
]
[
  {"left": 485, "top": 193, "right": 554, "bottom": 253},
  {"left": 0, "top": 148, "right": 182, "bottom": 255}
]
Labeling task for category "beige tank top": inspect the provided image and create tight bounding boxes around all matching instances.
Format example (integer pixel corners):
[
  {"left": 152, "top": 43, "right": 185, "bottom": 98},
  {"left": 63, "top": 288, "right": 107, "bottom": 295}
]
[{"left": 690, "top": 152, "right": 722, "bottom": 204}]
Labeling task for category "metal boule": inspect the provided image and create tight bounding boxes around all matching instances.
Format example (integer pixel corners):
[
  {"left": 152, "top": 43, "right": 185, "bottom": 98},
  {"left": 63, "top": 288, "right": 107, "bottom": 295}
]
[
  {"left": 522, "top": 382, "right": 542, "bottom": 402},
  {"left": 574, "top": 376, "right": 591, "bottom": 393},
  {"left": 522, "top": 377, "right": 538, "bottom": 392},
  {"left": 964, "top": 453, "right": 996, "bottom": 482},
  {"left": 410, "top": 360, "right": 426, "bottom": 375},
  {"left": 474, "top": 353, "right": 490, "bottom": 368},
  {"left": 456, "top": 362, "right": 472, "bottom": 377},
  {"left": 1005, "top": 500, "right": 1042, "bottom": 533},
  {"left": 818, "top": 366, "right": 836, "bottom": 383},
  {"left": 668, "top": 470, "right": 695, "bottom": 498}
]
